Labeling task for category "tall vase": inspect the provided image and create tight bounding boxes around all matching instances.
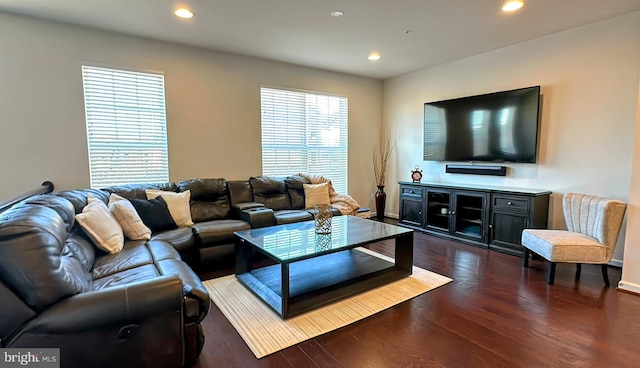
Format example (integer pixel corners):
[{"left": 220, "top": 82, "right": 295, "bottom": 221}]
[{"left": 375, "top": 185, "right": 386, "bottom": 221}]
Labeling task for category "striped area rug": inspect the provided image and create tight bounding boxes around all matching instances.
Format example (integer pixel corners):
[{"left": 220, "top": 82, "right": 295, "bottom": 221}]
[{"left": 202, "top": 248, "right": 452, "bottom": 358}]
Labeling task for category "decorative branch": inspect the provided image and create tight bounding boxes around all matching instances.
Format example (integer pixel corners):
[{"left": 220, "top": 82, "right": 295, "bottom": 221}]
[{"left": 373, "top": 125, "right": 398, "bottom": 187}]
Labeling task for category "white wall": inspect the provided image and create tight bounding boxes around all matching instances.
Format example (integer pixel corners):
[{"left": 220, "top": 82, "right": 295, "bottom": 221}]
[
  {"left": 0, "top": 12, "right": 382, "bottom": 208},
  {"left": 383, "top": 12, "right": 640, "bottom": 264},
  {"left": 620, "top": 79, "right": 640, "bottom": 293}
]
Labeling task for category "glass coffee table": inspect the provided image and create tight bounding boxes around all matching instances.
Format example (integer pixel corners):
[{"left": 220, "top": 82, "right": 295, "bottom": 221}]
[{"left": 234, "top": 216, "right": 414, "bottom": 319}]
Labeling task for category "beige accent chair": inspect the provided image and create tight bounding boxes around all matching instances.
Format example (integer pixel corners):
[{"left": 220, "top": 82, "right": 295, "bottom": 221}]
[{"left": 521, "top": 193, "right": 626, "bottom": 285}]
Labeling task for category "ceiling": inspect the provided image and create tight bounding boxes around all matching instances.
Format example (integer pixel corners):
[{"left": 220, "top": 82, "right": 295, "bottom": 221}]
[{"left": 1, "top": 0, "right": 639, "bottom": 79}]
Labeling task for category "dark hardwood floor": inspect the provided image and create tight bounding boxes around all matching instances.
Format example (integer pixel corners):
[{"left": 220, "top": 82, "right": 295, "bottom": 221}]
[{"left": 194, "top": 231, "right": 640, "bottom": 367}]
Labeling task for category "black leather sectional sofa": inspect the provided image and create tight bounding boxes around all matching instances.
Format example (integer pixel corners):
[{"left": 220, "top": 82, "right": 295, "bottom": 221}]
[{"left": 0, "top": 175, "right": 366, "bottom": 367}]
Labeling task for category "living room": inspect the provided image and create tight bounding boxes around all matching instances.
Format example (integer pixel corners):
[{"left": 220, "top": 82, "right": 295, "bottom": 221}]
[{"left": 1, "top": 1, "right": 640, "bottom": 366}]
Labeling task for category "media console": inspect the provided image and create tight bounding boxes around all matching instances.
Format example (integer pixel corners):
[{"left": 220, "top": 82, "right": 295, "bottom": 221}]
[{"left": 398, "top": 181, "right": 551, "bottom": 256}]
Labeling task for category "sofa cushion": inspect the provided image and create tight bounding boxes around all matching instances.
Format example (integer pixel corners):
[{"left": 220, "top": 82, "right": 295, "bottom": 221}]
[
  {"left": 146, "top": 240, "right": 182, "bottom": 262},
  {"left": 55, "top": 189, "right": 110, "bottom": 214},
  {"left": 0, "top": 204, "right": 93, "bottom": 311},
  {"left": 249, "top": 176, "right": 292, "bottom": 210},
  {"left": 75, "top": 195, "right": 124, "bottom": 254},
  {"left": 274, "top": 210, "right": 313, "bottom": 225},
  {"left": 129, "top": 196, "right": 177, "bottom": 232},
  {"left": 285, "top": 175, "right": 310, "bottom": 210},
  {"left": 151, "top": 227, "right": 197, "bottom": 255},
  {"left": 102, "top": 182, "right": 178, "bottom": 200},
  {"left": 108, "top": 194, "right": 152, "bottom": 240},
  {"left": 192, "top": 220, "right": 251, "bottom": 245},
  {"left": 92, "top": 264, "right": 160, "bottom": 290},
  {"left": 178, "top": 178, "right": 231, "bottom": 222},
  {"left": 20, "top": 195, "right": 76, "bottom": 232},
  {"left": 59, "top": 249, "right": 95, "bottom": 299},
  {"left": 303, "top": 182, "right": 331, "bottom": 209},
  {"left": 146, "top": 189, "right": 194, "bottom": 227},
  {"left": 91, "top": 241, "right": 154, "bottom": 279},
  {"left": 228, "top": 180, "right": 254, "bottom": 206},
  {"left": 522, "top": 229, "right": 607, "bottom": 263},
  {"left": 64, "top": 231, "right": 96, "bottom": 272}
]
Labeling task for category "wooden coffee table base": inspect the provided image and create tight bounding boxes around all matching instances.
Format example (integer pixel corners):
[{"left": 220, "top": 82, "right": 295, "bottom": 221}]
[{"left": 235, "top": 232, "right": 413, "bottom": 319}]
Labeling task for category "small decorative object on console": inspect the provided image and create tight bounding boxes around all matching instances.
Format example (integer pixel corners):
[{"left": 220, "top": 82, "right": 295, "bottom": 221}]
[{"left": 411, "top": 166, "right": 423, "bottom": 183}]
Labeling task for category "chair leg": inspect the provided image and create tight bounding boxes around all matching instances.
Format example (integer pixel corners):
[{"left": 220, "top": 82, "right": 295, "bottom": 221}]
[
  {"left": 573, "top": 263, "right": 582, "bottom": 282},
  {"left": 547, "top": 262, "right": 556, "bottom": 284},
  {"left": 523, "top": 248, "right": 530, "bottom": 268},
  {"left": 574, "top": 263, "right": 582, "bottom": 281},
  {"left": 601, "top": 265, "right": 610, "bottom": 287}
]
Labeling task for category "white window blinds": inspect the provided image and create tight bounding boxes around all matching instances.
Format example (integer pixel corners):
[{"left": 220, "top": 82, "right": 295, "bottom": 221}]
[
  {"left": 261, "top": 87, "right": 348, "bottom": 193},
  {"left": 82, "top": 66, "right": 169, "bottom": 188}
]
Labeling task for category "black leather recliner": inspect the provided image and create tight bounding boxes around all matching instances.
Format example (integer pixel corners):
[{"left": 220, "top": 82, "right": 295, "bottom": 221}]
[{"left": 0, "top": 193, "right": 209, "bottom": 368}]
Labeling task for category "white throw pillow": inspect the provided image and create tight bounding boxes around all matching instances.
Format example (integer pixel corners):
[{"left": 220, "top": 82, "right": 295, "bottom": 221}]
[
  {"left": 76, "top": 195, "right": 124, "bottom": 254},
  {"left": 145, "top": 189, "right": 194, "bottom": 227},
  {"left": 108, "top": 194, "right": 152, "bottom": 240},
  {"left": 303, "top": 182, "right": 331, "bottom": 209}
]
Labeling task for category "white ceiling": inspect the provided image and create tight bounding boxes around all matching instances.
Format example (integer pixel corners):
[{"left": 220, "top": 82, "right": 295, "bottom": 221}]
[{"left": 1, "top": 0, "right": 639, "bottom": 79}]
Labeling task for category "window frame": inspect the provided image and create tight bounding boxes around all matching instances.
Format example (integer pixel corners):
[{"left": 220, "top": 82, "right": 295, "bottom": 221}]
[
  {"left": 260, "top": 86, "right": 349, "bottom": 193},
  {"left": 81, "top": 65, "right": 170, "bottom": 189}
]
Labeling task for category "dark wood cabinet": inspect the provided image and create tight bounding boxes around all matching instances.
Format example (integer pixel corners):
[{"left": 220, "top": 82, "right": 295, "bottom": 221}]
[
  {"left": 488, "top": 193, "right": 551, "bottom": 254},
  {"left": 399, "top": 185, "right": 423, "bottom": 227},
  {"left": 398, "top": 182, "right": 550, "bottom": 256}
]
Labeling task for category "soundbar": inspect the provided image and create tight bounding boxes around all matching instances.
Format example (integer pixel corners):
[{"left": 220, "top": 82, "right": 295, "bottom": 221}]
[{"left": 445, "top": 164, "right": 507, "bottom": 176}]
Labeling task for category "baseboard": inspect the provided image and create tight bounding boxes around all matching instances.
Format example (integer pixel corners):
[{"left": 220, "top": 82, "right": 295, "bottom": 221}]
[
  {"left": 609, "top": 259, "right": 623, "bottom": 268},
  {"left": 371, "top": 211, "right": 400, "bottom": 220},
  {"left": 617, "top": 280, "right": 640, "bottom": 295}
]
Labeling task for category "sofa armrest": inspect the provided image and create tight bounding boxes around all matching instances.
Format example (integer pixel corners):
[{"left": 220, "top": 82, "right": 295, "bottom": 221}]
[
  {"left": 21, "top": 276, "right": 184, "bottom": 332},
  {"left": 241, "top": 207, "right": 275, "bottom": 228},
  {"left": 232, "top": 201, "right": 265, "bottom": 218},
  {"left": 155, "top": 259, "right": 210, "bottom": 323},
  {"left": 7, "top": 276, "right": 187, "bottom": 367}
]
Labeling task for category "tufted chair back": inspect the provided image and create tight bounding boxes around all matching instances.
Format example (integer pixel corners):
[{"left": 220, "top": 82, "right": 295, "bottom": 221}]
[{"left": 562, "top": 193, "right": 627, "bottom": 261}]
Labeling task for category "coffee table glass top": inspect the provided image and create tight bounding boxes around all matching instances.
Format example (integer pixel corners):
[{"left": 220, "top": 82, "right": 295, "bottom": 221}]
[{"left": 234, "top": 216, "right": 413, "bottom": 262}]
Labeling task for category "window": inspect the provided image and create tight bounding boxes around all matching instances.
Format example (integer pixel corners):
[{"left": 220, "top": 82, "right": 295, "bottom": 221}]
[
  {"left": 260, "top": 87, "right": 348, "bottom": 193},
  {"left": 82, "top": 66, "right": 169, "bottom": 188}
]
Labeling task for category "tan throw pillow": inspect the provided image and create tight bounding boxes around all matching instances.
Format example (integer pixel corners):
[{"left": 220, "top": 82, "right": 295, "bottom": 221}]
[
  {"left": 108, "top": 194, "right": 152, "bottom": 240},
  {"left": 303, "top": 182, "right": 331, "bottom": 209},
  {"left": 145, "top": 189, "right": 194, "bottom": 227},
  {"left": 76, "top": 195, "right": 124, "bottom": 254}
]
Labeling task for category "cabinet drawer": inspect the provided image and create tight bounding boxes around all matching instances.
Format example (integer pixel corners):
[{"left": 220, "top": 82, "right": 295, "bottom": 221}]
[
  {"left": 401, "top": 186, "right": 422, "bottom": 196},
  {"left": 492, "top": 195, "right": 529, "bottom": 211}
]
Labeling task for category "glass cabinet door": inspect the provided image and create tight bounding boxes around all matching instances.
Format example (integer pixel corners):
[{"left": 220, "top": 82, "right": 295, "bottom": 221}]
[
  {"left": 425, "top": 190, "right": 451, "bottom": 232},
  {"left": 452, "top": 191, "right": 488, "bottom": 242}
]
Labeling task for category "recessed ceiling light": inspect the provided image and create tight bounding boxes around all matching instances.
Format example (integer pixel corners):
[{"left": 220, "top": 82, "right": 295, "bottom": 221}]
[
  {"left": 502, "top": 1, "right": 524, "bottom": 12},
  {"left": 368, "top": 53, "right": 381, "bottom": 61},
  {"left": 330, "top": 10, "right": 344, "bottom": 18},
  {"left": 175, "top": 8, "right": 194, "bottom": 19}
]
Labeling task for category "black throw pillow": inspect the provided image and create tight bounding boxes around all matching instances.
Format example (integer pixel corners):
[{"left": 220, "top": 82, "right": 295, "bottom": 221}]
[{"left": 128, "top": 196, "right": 178, "bottom": 232}]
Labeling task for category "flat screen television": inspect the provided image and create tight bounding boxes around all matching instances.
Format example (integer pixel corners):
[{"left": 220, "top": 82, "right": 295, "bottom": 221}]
[{"left": 423, "top": 86, "right": 541, "bottom": 163}]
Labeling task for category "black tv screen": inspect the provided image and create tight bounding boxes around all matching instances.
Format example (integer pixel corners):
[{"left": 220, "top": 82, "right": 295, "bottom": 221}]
[{"left": 423, "top": 86, "right": 541, "bottom": 163}]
